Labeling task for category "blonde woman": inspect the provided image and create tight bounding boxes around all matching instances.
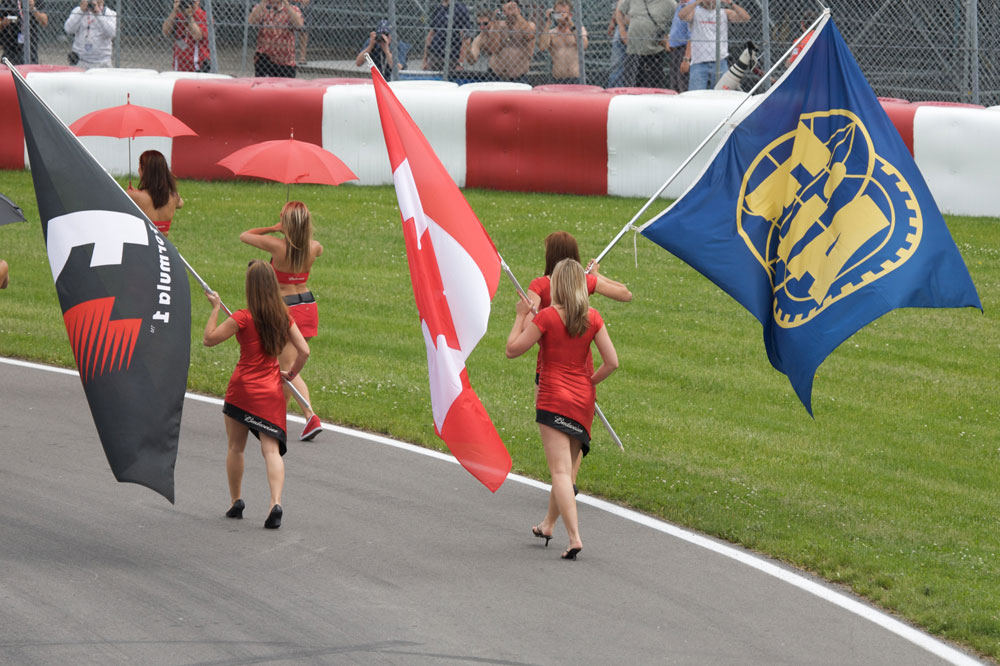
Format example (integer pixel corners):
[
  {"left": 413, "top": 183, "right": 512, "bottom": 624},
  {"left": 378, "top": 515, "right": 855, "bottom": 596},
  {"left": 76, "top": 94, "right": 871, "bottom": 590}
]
[
  {"left": 240, "top": 201, "right": 324, "bottom": 441},
  {"left": 203, "top": 260, "right": 310, "bottom": 529},
  {"left": 506, "top": 258, "right": 618, "bottom": 560}
]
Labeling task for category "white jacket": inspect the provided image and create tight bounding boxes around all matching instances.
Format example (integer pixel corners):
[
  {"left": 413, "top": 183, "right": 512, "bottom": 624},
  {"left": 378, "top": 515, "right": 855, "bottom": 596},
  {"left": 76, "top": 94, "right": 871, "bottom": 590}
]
[{"left": 64, "top": 6, "right": 117, "bottom": 66}]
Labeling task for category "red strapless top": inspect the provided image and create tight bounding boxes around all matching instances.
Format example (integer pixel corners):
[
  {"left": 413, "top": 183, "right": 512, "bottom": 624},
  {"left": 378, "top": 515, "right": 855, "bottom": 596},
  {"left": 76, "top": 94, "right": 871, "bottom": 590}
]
[{"left": 270, "top": 259, "right": 309, "bottom": 285}]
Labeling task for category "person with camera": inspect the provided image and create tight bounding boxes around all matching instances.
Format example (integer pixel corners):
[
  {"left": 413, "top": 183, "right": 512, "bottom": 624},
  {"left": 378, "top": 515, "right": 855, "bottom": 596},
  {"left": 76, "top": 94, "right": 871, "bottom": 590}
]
[
  {"left": 162, "top": 0, "right": 210, "bottom": 72},
  {"left": 355, "top": 19, "right": 398, "bottom": 79},
  {"left": 0, "top": 0, "right": 48, "bottom": 65},
  {"left": 248, "top": 0, "right": 302, "bottom": 78},
  {"left": 538, "top": 0, "right": 588, "bottom": 84},
  {"left": 64, "top": 0, "right": 116, "bottom": 69},
  {"left": 616, "top": 0, "right": 674, "bottom": 89},
  {"left": 678, "top": 0, "right": 749, "bottom": 90},
  {"left": 463, "top": 7, "right": 494, "bottom": 81},
  {"left": 485, "top": 0, "right": 535, "bottom": 83}
]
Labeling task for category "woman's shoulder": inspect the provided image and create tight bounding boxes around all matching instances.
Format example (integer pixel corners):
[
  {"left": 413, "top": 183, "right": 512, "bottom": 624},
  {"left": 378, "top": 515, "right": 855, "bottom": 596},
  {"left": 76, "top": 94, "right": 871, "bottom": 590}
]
[{"left": 588, "top": 307, "right": 604, "bottom": 326}]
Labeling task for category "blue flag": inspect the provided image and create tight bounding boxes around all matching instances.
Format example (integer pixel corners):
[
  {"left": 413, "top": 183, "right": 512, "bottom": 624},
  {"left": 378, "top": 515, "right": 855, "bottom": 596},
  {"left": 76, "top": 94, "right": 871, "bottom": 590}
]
[{"left": 640, "top": 17, "right": 981, "bottom": 414}]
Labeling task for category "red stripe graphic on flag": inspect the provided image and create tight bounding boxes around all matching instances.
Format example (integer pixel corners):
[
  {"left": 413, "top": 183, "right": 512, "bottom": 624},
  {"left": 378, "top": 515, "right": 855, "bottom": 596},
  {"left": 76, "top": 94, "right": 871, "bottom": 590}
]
[{"left": 63, "top": 297, "right": 141, "bottom": 382}]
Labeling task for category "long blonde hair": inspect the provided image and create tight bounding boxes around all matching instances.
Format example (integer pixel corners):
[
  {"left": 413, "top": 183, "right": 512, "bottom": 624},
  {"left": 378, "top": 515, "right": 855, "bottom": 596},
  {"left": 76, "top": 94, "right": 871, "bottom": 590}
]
[
  {"left": 280, "top": 200, "right": 312, "bottom": 273},
  {"left": 245, "top": 260, "right": 290, "bottom": 357},
  {"left": 550, "top": 258, "right": 590, "bottom": 337}
]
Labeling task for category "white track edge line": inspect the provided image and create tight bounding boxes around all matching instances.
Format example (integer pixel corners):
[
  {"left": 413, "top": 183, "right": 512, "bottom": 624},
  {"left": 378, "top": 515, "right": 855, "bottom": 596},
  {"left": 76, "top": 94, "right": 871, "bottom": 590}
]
[{"left": 1, "top": 356, "right": 983, "bottom": 666}]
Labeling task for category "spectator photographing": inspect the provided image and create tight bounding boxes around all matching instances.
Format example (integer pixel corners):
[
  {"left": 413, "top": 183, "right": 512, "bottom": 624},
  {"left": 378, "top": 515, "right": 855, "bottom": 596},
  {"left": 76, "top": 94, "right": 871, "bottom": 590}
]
[
  {"left": 679, "top": 0, "right": 750, "bottom": 90},
  {"left": 485, "top": 0, "right": 536, "bottom": 83},
  {"left": 539, "top": 0, "right": 588, "bottom": 84},
  {"left": 248, "top": 0, "right": 303, "bottom": 78},
  {"left": 356, "top": 19, "right": 404, "bottom": 79},
  {"left": 0, "top": 0, "right": 48, "bottom": 65},
  {"left": 64, "top": 0, "right": 116, "bottom": 69},
  {"left": 162, "top": 0, "right": 210, "bottom": 73},
  {"left": 464, "top": 8, "right": 493, "bottom": 81}
]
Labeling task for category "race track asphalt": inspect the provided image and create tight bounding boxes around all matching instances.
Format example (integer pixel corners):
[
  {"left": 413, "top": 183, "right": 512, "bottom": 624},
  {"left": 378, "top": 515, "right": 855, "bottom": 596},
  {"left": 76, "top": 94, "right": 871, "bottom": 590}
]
[{"left": 0, "top": 359, "right": 985, "bottom": 666}]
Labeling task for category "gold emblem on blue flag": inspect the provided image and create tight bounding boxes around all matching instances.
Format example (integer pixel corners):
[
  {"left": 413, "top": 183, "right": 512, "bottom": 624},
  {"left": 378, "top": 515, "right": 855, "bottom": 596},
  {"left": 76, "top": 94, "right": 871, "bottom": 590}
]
[
  {"left": 639, "top": 15, "right": 980, "bottom": 413},
  {"left": 737, "top": 110, "right": 921, "bottom": 327}
]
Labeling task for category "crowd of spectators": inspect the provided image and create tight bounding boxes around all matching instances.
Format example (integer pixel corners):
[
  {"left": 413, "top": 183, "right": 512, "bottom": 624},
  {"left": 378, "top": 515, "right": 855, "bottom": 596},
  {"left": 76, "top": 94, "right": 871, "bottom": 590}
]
[{"left": 0, "top": 0, "right": 763, "bottom": 90}]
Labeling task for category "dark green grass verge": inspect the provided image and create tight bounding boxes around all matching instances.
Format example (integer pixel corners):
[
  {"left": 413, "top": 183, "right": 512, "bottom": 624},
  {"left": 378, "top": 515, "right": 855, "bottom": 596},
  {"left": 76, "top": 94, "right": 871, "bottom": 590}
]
[{"left": 1, "top": 170, "right": 998, "bottom": 660}]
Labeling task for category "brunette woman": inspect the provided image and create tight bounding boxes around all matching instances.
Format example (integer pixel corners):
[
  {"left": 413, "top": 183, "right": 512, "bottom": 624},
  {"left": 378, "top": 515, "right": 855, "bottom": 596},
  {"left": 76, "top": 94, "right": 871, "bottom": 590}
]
[
  {"left": 127, "top": 150, "right": 183, "bottom": 236},
  {"left": 203, "top": 260, "right": 310, "bottom": 529},
  {"left": 240, "top": 201, "right": 324, "bottom": 441},
  {"left": 507, "top": 258, "right": 619, "bottom": 560}
]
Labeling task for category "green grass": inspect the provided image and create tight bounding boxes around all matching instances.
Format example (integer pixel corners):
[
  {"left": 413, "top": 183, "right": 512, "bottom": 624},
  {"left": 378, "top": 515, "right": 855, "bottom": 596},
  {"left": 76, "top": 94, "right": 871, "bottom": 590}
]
[{"left": 2, "top": 170, "right": 999, "bottom": 660}]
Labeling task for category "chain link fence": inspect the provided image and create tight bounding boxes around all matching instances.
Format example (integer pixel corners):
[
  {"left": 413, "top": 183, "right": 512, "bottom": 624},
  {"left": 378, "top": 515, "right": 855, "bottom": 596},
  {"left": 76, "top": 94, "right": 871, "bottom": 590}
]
[{"left": 1, "top": 0, "right": 997, "bottom": 105}]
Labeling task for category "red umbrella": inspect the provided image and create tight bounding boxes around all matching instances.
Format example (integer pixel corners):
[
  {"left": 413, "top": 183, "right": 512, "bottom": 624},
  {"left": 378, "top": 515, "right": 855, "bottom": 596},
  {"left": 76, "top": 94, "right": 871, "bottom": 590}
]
[
  {"left": 69, "top": 94, "right": 197, "bottom": 139},
  {"left": 69, "top": 94, "right": 197, "bottom": 185},
  {"left": 217, "top": 133, "right": 358, "bottom": 199}
]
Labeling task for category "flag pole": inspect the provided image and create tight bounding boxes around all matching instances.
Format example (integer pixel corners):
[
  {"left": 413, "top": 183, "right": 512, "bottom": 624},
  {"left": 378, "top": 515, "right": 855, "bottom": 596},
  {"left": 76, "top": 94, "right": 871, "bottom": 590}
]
[
  {"left": 591, "top": 10, "right": 831, "bottom": 267},
  {"left": 2, "top": 59, "right": 313, "bottom": 414},
  {"left": 499, "top": 254, "right": 624, "bottom": 451}
]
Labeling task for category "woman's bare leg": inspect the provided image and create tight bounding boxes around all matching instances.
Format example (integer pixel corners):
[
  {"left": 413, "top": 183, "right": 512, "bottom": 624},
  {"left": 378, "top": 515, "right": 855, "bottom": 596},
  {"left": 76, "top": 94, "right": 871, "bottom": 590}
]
[
  {"left": 224, "top": 416, "right": 249, "bottom": 504},
  {"left": 540, "top": 425, "right": 583, "bottom": 552},
  {"left": 260, "top": 435, "right": 285, "bottom": 510}
]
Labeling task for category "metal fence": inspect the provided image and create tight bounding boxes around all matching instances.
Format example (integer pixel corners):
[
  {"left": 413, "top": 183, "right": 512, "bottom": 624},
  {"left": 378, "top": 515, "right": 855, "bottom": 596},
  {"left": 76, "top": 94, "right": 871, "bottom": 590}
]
[{"left": 2, "top": 0, "right": 998, "bottom": 105}]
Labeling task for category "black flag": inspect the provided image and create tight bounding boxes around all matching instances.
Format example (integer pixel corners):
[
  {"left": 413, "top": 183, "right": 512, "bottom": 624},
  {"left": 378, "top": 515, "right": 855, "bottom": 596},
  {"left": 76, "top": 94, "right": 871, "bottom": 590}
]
[{"left": 8, "top": 64, "right": 191, "bottom": 503}]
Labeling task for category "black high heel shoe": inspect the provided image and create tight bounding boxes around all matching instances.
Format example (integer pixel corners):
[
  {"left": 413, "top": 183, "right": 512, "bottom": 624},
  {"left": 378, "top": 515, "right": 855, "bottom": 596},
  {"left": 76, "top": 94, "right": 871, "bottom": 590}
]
[
  {"left": 226, "top": 499, "right": 245, "bottom": 519},
  {"left": 561, "top": 547, "right": 582, "bottom": 560},
  {"left": 264, "top": 504, "right": 283, "bottom": 529},
  {"left": 531, "top": 526, "right": 553, "bottom": 547}
]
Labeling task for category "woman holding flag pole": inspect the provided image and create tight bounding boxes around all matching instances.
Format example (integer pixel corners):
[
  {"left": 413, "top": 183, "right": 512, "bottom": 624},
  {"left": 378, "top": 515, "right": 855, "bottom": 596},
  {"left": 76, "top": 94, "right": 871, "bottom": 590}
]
[
  {"left": 507, "top": 258, "right": 619, "bottom": 560},
  {"left": 204, "top": 260, "right": 309, "bottom": 529},
  {"left": 240, "top": 201, "right": 324, "bottom": 441},
  {"left": 525, "top": 231, "right": 631, "bottom": 498}
]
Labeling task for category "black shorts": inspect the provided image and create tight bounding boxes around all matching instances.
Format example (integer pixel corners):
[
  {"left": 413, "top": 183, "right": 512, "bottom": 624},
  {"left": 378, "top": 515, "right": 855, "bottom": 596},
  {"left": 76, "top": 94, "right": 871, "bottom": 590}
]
[
  {"left": 536, "top": 409, "right": 590, "bottom": 456},
  {"left": 223, "top": 402, "right": 287, "bottom": 456}
]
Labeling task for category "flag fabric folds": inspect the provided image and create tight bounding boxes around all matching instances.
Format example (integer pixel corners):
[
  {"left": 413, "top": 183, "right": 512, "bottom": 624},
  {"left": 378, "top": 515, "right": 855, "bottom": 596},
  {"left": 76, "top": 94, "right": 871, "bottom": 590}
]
[
  {"left": 370, "top": 64, "right": 511, "bottom": 492},
  {"left": 640, "top": 16, "right": 981, "bottom": 414},
  {"left": 10, "top": 66, "right": 191, "bottom": 502}
]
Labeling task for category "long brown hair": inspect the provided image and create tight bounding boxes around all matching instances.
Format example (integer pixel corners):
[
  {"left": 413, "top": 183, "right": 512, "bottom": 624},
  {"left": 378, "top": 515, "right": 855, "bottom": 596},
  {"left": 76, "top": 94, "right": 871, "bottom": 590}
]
[
  {"left": 137, "top": 150, "right": 178, "bottom": 209},
  {"left": 280, "top": 201, "right": 312, "bottom": 273},
  {"left": 550, "top": 258, "right": 590, "bottom": 337},
  {"left": 245, "top": 260, "right": 290, "bottom": 357},
  {"left": 543, "top": 231, "right": 581, "bottom": 276}
]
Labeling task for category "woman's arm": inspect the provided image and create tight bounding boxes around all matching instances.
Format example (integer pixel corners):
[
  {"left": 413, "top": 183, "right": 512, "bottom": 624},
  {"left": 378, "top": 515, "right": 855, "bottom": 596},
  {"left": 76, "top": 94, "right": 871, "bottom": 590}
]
[
  {"left": 239, "top": 224, "right": 284, "bottom": 252},
  {"left": 202, "top": 291, "right": 238, "bottom": 347},
  {"left": 506, "top": 298, "right": 540, "bottom": 358},
  {"left": 590, "top": 324, "right": 618, "bottom": 386},
  {"left": 589, "top": 261, "right": 632, "bottom": 302},
  {"left": 281, "top": 323, "right": 310, "bottom": 380}
]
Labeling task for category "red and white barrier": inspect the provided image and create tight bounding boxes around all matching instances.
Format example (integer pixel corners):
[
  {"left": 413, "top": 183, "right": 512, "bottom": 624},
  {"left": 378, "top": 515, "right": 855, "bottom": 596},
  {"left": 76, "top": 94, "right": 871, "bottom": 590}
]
[{"left": 2, "top": 66, "right": 999, "bottom": 217}]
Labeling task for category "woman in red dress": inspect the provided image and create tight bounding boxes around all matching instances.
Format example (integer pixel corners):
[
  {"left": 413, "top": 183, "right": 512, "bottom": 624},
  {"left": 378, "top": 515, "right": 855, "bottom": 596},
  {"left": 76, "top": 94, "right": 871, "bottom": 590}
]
[
  {"left": 203, "top": 260, "right": 310, "bottom": 529},
  {"left": 525, "top": 231, "right": 630, "bottom": 513},
  {"left": 240, "top": 201, "right": 324, "bottom": 441},
  {"left": 527, "top": 230, "right": 631, "bottom": 312},
  {"left": 507, "top": 258, "right": 619, "bottom": 560}
]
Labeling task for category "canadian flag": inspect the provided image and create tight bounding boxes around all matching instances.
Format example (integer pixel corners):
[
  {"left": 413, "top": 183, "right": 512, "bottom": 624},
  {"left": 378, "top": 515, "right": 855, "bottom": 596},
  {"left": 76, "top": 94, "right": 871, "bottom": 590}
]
[{"left": 371, "top": 66, "right": 511, "bottom": 492}]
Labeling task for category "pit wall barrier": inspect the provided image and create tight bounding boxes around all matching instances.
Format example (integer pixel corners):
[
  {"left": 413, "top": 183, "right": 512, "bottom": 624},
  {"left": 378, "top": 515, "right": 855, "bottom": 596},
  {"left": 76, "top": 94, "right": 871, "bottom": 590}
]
[{"left": 2, "top": 67, "right": 999, "bottom": 218}]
